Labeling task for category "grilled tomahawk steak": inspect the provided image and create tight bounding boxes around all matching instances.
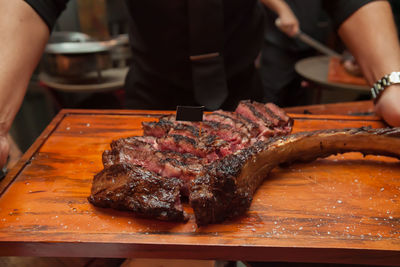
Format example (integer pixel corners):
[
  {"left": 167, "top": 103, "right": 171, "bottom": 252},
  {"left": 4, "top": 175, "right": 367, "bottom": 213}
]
[{"left": 89, "top": 101, "right": 400, "bottom": 225}]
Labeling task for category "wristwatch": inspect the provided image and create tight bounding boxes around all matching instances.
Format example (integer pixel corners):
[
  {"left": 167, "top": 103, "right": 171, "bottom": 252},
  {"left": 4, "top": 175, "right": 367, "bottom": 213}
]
[{"left": 371, "top": 71, "right": 400, "bottom": 103}]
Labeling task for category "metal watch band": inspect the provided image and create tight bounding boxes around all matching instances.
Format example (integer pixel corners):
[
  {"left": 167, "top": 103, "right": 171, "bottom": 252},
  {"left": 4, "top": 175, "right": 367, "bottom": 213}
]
[{"left": 371, "top": 71, "right": 400, "bottom": 103}]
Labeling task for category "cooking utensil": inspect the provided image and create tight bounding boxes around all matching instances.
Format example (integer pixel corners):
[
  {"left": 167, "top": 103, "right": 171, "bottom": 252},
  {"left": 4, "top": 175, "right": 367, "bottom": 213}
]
[
  {"left": 274, "top": 19, "right": 341, "bottom": 58},
  {"left": 295, "top": 31, "right": 342, "bottom": 58},
  {"left": 41, "top": 32, "right": 129, "bottom": 78},
  {"left": 45, "top": 34, "right": 128, "bottom": 54}
]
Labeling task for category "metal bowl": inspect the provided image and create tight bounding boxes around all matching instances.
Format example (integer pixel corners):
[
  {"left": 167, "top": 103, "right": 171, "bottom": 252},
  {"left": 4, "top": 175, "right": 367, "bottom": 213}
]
[
  {"left": 41, "top": 32, "right": 114, "bottom": 78},
  {"left": 47, "top": 31, "right": 93, "bottom": 43},
  {"left": 41, "top": 52, "right": 112, "bottom": 77}
]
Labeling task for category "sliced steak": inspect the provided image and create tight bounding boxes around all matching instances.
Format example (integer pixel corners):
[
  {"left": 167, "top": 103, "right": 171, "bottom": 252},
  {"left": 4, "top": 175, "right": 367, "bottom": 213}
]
[
  {"left": 235, "top": 113, "right": 262, "bottom": 138},
  {"left": 252, "top": 101, "right": 282, "bottom": 126},
  {"left": 90, "top": 99, "right": 297, "bottom": 224},
  {"left": 157, "top": 134, "right": 231, "bottom": 162},
  {"left": 142, "top": 120, "right": 174, "bottom": 138},
  {"left": 205, "top": 111, "right": 252, "bottom": 138},
  {"left": 144, "top": 118, "right": 248, "bottom": 152},
  {"left": 88, "top": 164, "right": 188, "bottom": 221},
  {"left": 103, "top": 136, "right": 205, "bottom": 195},
  {"left": 200, "top": 121, "right": 250, "bottom": 151},
  {"left": 204, "top": 111, "right": 260, "bottom": 139},
  {"left": 265, "top": 102, "right": 292, "bottom": 126},
  {"left": 235, "top": 100, "right": 275, "bottom": 138},
  {"left": 169, "top": 123, "right": 201, "bottom": 139},
  {"left": 251, "top": 101, "right": 287, "bottom": 136},
  {"left": 103, "top": 136, "right": 158, "bottom": 168}
]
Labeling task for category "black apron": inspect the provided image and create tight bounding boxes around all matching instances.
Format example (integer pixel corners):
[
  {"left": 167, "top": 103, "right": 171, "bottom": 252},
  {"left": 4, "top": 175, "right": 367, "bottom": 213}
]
[{"left": 123, "top": 0, "right": 264, "bottom": 111}]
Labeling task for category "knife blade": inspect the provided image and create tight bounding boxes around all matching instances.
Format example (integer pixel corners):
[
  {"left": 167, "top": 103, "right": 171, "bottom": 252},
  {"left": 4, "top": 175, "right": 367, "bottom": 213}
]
[
  {"left": 295, "top": 31, "right": 342, "bottom": 58},
  {"left": 274, "top": 18, "right": 341, "bottom": 58}
]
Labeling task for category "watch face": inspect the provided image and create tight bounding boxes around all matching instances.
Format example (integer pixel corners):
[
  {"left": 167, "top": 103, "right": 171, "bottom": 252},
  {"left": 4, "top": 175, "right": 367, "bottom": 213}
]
[{"left": 389, "top": 72, "right": 400, "bottom": 83}]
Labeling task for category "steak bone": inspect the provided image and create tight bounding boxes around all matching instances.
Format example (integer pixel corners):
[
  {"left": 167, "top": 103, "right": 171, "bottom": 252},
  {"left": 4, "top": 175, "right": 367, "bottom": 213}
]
[{"left": 190, "top": 127, "right": 400, "bottom": 225}]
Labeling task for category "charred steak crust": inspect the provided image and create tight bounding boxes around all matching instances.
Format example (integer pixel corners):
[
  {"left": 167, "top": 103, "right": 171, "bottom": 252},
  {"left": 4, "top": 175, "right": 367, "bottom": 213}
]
[
  {"left": 142, "top": 120, "right": 174, "bottom": 138},
  {"left": 90, "top": 100, "right": 296, "bottom": 224},
  {"left": 102, "top": 136, "right": 205, "bottom": 196},
  {"left": 190, "top": 127, "right": 400, "bottom": 225},
  {"left": 88, "top": 164, "right": 188, "bottom": 221},
  {"left": 90, "top": 100, "right": 400, "bottom": 226},
  {"left": 189, "top": 142, "right": 265, "bottom": 225},
  {"left": 266, "top": 102, "right": 293, "bottom": 126}
]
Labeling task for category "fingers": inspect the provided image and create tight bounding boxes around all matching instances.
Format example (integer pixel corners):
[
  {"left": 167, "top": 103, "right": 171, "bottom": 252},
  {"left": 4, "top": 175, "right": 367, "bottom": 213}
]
[
  {"left": 275, "top": 18, "right": 282, "bottom": 28},
  {"left": 0, "top": 135, "right": 10, "bottom": 169},
  {"left": 7, "top": 134, "right": 22, "bottom": 169},
  {"left": 275, "top": 18, "right": 299, "bottom": 37},
  {"left": 342, "top": 59, "right": 363, "bottom": 77},
  {"left": 286, "top": 24, "right": 299, "bottom": 37}
]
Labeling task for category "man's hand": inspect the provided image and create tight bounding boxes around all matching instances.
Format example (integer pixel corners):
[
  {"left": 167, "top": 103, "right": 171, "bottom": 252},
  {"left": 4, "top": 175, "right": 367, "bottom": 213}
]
[
  {"left": 374, "top": 85, "right": 400, "bottom": 127},
  {"left": 275, "top": 12, "right": 299, "bottom": 37},
  {"left": 262, "top": 0, "right": 300, "bottom": 37},
  {"left": 337, "top": 1, "right": 400, "bottom": 127},
  {"left": 0, "top": 134, "right": 10, "bottom": 169}
]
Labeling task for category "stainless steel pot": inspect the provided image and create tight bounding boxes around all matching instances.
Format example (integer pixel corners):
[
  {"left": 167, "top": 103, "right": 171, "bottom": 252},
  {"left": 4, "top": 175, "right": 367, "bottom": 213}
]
[{"left": 41, "top": 32, "right": 128, "bottom": 78}]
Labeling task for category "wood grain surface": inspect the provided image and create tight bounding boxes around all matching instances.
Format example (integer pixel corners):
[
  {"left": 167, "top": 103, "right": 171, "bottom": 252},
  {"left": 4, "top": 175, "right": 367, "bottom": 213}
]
[
  {"left": 284, "top": 100, "right": 375, "bottom": 116},
  {"left": 1, "top": 110, "right": 400, "bottom": 265},
  {"left": 327, "top": 57, "right": 368, "bottom": 86}
]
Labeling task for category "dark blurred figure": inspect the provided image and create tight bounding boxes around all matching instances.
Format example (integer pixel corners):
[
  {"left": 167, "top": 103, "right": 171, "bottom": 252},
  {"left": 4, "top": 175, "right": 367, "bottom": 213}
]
[
  {"left": 260, "top": 0, "right": 332, "bottom": 107},
  {"left": 389, "top": 0, "right": 400, "bottom": 35}
]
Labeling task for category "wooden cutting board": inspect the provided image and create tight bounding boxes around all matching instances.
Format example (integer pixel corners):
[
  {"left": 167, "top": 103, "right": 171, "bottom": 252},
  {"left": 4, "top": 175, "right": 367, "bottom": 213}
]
[{"left": 1, "top": 109, "right": 400, "bottom": 265}]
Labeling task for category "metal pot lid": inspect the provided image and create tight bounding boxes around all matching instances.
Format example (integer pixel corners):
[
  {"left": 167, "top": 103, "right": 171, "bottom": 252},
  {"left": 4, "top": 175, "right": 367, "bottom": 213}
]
[
  {"left": 45, "top": 42, "right": 110, "bottom": 54},
  {"left": 48, "top": 31, "right": 93, "bottom": 44}
]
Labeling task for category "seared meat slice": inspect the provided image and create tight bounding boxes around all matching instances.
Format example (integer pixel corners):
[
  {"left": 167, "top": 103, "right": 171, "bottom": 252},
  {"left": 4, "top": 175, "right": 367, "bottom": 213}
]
[
  {"left": 265, "top": 102, "right": 293, "bottom": 126},
  {"left": 142, "top": 120, "right": 174, "bottom": 138},
  {"left": 235, "top": 100, "right": 294, "bottom": 138},
  {"left": 252, "top": 101, "right": 281, "bottom": 126},
  {"left": 236, "top": 113, "right": 262, "bottom": 137},
  {"left": 169, "top": 123, "right": 201, "bottom": 139},
  {"left": 144, "top": 117, "right": 248, "bottom": 151},
  {"left": 159, "top": 114, "right": 177, "bottom": 123},
  {"left": 88, "top": 164, "right": 188, "bottom": 221},
  {"left": 206, "top": 110, "right": 261, "bottom": 138},
  {"left": 251, "top": 101, "right": 293, "bottom": 136},
  {"left": 205, "top": 112, "right": 255, "bottom": 138},
  {"left": 157, "top": 134, "right": 231, "bottom": 162},
  {"left": 190, "top": 127, "right": 400, "bottom": 225},
  {"left": 102, "top": 136, "right": 158, "bottom": 168},
  {"left": 103, "top": 136, "right": 205, "bottom": 195},
  {"left": 200, "top": 121, "right": 250, "bottom": 151},
  {"left": 235, "top": 100, "right": 276, "bottom": 138},
  {"left": 144, "top": 121, "right": 201, "bottom": 139}
]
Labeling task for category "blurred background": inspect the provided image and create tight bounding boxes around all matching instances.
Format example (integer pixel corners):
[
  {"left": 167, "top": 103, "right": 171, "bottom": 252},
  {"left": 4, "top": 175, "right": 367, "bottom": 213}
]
[
  {"left": 11, "top": 0, "right": 130, "bottom": 152},
  {"left": 10, "top": 0, "right": 400, "bottom": 155}
]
